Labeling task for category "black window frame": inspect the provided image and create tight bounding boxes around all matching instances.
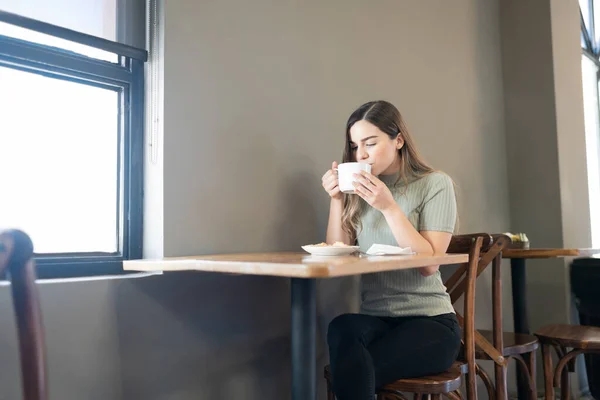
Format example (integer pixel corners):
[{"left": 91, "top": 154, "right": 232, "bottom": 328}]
[{"left": 0, "top": 10, "right": 147, "bottom": 279}]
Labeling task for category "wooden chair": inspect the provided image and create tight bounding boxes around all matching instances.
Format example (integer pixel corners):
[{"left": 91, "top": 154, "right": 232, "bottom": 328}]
[
  {"left": 324, "top": 234, "right": 486, "bottom": 400},
  {"left": 406, "top": 233, "right": 537, "bottom": 400},
  {"left": 450, "top": 234, "right": 539, "bottom": 400},
  {"left": 533, "top": 259, "right": 600, "bottom": 400},
  {"left": 0, "top": 229, "right": 48, "bottom": 400},
  {"left": 534, "top": 324, "right": 600, "bottom": 399}
]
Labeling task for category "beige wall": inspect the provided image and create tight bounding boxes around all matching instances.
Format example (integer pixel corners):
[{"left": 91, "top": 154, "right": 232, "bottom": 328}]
[{"left": 1, "top": 0, "right": 518, "bottom": 399}]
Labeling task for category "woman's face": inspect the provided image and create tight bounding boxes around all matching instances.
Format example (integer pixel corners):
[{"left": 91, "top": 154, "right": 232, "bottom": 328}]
[{"left": 348, "top": 120, "right": 403, "bottom": 176}]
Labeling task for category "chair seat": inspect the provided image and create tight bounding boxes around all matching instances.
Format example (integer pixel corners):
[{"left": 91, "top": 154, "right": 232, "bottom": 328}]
[
  {"left": 535, "top": 324, "right": 600, "bottom": 350},
  {"left": 475, "top": 329, "right": 539, "bottom": 358},
  {"left": 454, "top": 360, "right": 468, "bottom": 374},
  {"left": 324, "top": 364, "right": 462, "bottom": 394},
  {"left": 381, "top": 367, "right": 462, "bottom": 394}
]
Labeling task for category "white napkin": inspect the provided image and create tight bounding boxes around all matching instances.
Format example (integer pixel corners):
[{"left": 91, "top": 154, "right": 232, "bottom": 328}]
[{"left": 365, "top": 244, "right": 414, "bottom": 256}]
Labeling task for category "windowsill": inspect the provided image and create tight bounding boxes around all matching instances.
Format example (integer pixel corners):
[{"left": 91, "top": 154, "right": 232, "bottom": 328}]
[
  {"left": 0, "top": 271, "right": 161, "bottom": 286},
  {"left": 34, "top": 257, "right": 139, "bottom": 279}
]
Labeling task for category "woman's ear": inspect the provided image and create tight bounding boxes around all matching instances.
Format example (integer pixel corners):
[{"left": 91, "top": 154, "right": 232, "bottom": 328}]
[{"left": 396, "top": 135, "right": 405, "bottom": 150}]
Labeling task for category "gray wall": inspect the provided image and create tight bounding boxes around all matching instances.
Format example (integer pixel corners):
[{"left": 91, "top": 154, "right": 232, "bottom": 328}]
[
  {"left": 499, "top": 0, "right": 591, "bottom": 394},
  {"left": 157, "top": 0, "right": 511, "bottom": 397},
  {"left": 2, "top": 0, "right": 525, "bottom": 398}
]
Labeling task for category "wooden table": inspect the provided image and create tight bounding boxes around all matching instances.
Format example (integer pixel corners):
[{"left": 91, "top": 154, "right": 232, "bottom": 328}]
[
  {"left": 502, "top": 248, "right": 600, "bottom": 400},
  {"left": 124, "top": 252, "right": 468, "bottom": 400}
]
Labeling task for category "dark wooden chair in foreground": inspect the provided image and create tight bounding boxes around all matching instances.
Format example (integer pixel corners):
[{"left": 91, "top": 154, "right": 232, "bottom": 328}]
[
  {"left": 324, "top": 234, "right": 486, "bottom": 400},
  {"left": 0, "top": 229, "right": 48, "bottom": 400},
  {"left": 534, "top": 324, "right": 600, "bottom": 400}
]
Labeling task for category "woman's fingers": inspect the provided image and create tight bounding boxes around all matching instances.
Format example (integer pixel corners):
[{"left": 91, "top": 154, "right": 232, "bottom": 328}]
[
  {"left": 353, "top": 184, "right": 370, "bottom": 202},
  {"left": 325, "top": 178, "right": 338, "bottom": 192},
  {"left": 353, "top": 172, "right": 377, "bottom": 189}
]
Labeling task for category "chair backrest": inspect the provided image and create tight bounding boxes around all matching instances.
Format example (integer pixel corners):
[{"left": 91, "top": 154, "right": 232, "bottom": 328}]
[
  {"left": 0, "top": 229, "right": 48, "bottom": 400},
  {"left": 445, "top": 233, "right": 512, "bottom": 400},
  {"left": 447, "top": 233, "right": 507, "bottom": 254},
  {"left": 449, "top": 233, "right": 511, "bottom": 350},
  {"left": 446, "top": 233, "right": 511, "bottom": 306},
  {"left": 458, "top": 235, "right": 484, "bottom": 400}
]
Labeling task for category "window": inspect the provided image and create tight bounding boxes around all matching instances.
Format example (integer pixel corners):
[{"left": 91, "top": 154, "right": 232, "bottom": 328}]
[
  {"left": 0, "top": 0, "right": 116, "bottom": 42},
  {"left": 0, "top": 9, "right": 147, "bottom": 278},
  {"left": 580, "top": 0, "right": 600, "bottom": 248}
]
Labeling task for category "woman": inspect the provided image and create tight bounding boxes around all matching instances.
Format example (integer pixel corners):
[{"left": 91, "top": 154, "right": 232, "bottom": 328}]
[{"left": 322, "top": 100, "right": 460, "bottom": 400}]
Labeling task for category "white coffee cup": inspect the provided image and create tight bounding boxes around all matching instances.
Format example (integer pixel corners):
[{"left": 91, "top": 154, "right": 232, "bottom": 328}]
[{"left": 337, "top": 162, "right": 372, "bottom": 194}]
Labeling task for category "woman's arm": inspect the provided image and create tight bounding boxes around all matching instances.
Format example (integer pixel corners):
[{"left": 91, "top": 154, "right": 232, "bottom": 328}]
[
  {"left": 326, "top": 198, "right": 352, "bottom": 244},
  {"left": 419, "top": 231, "right": 453, "bottom": 276},
  {"left": 381, "top": 207, "right": 452, "bottom": 276},
  {"left": 381, "top": 205, "right": 433, "bottom": 253},
  {"left": 353, "top": 171, "right": 456, "bottom": 276}
]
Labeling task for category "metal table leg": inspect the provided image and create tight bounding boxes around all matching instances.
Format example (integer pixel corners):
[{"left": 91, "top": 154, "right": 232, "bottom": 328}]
[
  {"left": 511, "top": 258, "right": 529, "bottom": 400},
  {"left": 291, "top": 278, "right": 316, "bottom": 400}
]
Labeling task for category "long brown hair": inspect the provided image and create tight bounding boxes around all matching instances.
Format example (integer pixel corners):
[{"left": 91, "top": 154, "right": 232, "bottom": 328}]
[{"left": 341, "top": 100, "right": 435, "bottom": 242}]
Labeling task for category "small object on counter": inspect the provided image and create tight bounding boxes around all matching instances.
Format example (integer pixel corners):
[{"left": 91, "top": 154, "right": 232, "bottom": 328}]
[
  {"left": 311, "top": 241, "right": 350, "bottom": 247},
  {"left": 301, "top": 242, "right": 359, "bottom": 256},
  {"left": 504, "top": 232, "right": 530, "bottom": 249},
  {"left": 365, "top": 244, "right": 414, "bottom": 256}
]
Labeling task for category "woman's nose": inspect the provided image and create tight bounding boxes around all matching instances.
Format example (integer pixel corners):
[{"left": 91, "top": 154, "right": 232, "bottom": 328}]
[{"left": 357, "top": 147, "right": 368, "bottom": 160}]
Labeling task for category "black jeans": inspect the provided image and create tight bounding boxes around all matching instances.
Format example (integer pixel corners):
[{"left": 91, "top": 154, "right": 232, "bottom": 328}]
[{"left": 327, "top": 313, "right": 461, "bottom": 400}]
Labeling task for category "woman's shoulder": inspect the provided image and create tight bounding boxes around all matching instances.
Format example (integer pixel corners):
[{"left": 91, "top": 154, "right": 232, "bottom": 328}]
[{"left": 412, "top": 171, "right": 454, "bottom": 190}]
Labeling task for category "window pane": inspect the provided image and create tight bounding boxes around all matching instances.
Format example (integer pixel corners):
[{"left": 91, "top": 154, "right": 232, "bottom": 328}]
[
  {"left": 0, "top": 0, "right": 116, "bottom": 41},
  {"left": 582, "top": 0, "right": 592, "bottom": 34},
  {"left": 595, "top": 0, "right": 600, "bottom": 46},
  {"left": 0, "top": 22, "right": 119, "bottom": 63},
  {"left": 581, "top": 55, "right": 600, "bottom": 248},
  {"left": 0, "top": 65, "right": 119, "bottom": 253}
]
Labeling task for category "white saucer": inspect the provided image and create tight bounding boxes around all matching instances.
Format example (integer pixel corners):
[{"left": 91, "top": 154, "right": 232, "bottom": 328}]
[{"left": 301, "top": 245, "right": 360, "bottom": 256}]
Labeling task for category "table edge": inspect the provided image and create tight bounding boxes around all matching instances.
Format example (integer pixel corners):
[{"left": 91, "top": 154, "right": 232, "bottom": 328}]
[
  {"left": 123, "top": 253, "right": 469, "bottom": 278},
  {"left": 502, "top": 248, "right": 600, "bottom": 259}
]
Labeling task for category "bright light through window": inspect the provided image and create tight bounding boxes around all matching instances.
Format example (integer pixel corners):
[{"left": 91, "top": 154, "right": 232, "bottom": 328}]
[
  {"left": 580, "top": 1, "right": 600, "bottom": 248},
  {"left": 0, "top": 0, "right": 145, "bottom": 277},
  {"left": 0, "top": 0, "right": 117, "bottom": 42},
  {"left": 0, "top": 22, "right": 118, "bottom": 63},
  {"left": 582, "top": 57, "right": 600, "bottom": 248},
  {"left": 0, "top": 66, "right": 119, "bottom": 253}
]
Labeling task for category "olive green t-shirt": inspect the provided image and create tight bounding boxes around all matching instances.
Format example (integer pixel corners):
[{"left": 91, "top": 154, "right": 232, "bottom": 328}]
[{"left": 357, "top": 171, "right": 457, "bottom": 317}]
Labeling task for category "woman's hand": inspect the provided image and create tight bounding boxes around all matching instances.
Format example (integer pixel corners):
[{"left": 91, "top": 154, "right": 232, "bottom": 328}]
[
  {"left": 352, "top": 171, "right": 397, "bottom": 212},
  {"left": 322, "top": 161, "right": 342, "bottom": 200}
]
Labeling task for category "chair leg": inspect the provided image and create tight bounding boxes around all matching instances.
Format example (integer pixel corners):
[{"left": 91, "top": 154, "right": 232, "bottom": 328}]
[
  {"left": 560, "top": 364, "right": 570, "bottom": 400},
  {"left": 494, "top": 362, "right": 508, "bottom": 400},
  {"left": 541, "top": 344, "right": 555, "bottom": 400},
  {"left": 524, "top": 351, "right": 537, "bottom": 400},
  {"left": 431, "top": 394, "right": 442, "bottom": 400}
]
